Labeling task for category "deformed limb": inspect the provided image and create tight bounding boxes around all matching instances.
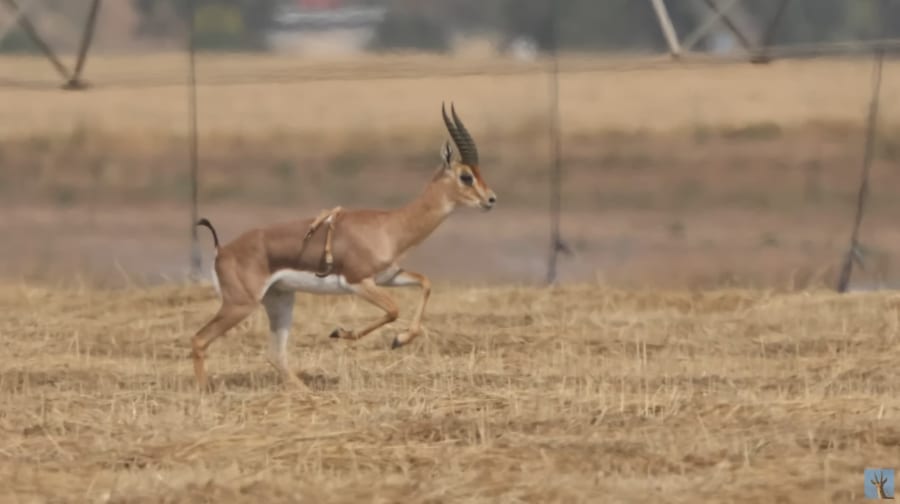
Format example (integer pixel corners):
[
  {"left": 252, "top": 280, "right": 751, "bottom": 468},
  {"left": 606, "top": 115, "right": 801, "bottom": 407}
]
[{"left": 303, "top": 206, "right": 342, "bottom": 277}]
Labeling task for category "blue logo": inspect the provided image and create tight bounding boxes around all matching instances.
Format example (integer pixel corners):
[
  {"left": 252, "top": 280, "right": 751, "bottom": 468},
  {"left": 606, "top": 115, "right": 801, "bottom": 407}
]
[{"left": 865, "top": 468, "right": 895, "bottom": 499}]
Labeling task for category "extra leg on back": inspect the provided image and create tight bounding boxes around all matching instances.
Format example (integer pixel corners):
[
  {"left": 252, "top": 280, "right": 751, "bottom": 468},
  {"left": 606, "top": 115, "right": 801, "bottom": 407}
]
[
  {"left": 303, "top": 206, "right": 342, "bottom": 277},
  {"left": 262, "top": 289, "right": 308, "bottom": 390}
]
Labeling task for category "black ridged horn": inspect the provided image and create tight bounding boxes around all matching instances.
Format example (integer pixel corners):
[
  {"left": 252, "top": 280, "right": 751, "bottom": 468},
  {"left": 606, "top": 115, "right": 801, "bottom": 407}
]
[{"left": 442, "top": 102, "right": 479, "bottom": 166}]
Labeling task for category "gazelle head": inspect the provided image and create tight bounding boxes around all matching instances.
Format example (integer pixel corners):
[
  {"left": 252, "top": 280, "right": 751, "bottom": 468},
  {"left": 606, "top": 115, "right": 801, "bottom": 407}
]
[{"left": 438, "top": 102, "right": 497, "bottom": 211}]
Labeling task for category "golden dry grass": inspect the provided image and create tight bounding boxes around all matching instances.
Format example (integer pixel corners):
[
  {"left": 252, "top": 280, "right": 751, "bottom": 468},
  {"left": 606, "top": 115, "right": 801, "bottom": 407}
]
[
  {"left": 2, "top": 281, "right": 899, "bottom": 502},
  {"left": 2, "top": 53, "right": 900, "bottom": 142}
]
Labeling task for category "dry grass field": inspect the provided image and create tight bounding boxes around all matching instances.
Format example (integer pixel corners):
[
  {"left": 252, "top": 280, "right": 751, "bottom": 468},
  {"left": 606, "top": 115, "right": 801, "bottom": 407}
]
[{"left": 1, "top": 281, "right": 899, "bottom": 502}]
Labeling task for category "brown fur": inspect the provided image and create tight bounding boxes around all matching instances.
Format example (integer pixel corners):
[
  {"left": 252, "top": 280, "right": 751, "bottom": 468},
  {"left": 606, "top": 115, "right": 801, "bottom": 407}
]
[{"left": 189, "top": 105, "right": 497, "bottom": 391}]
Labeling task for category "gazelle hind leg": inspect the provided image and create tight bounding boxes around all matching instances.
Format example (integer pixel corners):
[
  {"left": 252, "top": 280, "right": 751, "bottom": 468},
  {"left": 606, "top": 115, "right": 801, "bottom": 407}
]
[
  {"left": 262, "top": 289, "right": 308, "bottom": 390},
  {"left": 382, "top": 270, "right": 431, "bottom": 349},
  {"left": 191, "top": 302, "right": 256, "bottom": 391},
  {"left": 191, "top": 256, "right": 261, "bottom": 391},
  {"left": 329, "top": 277, "right": 399, "bottom": 342}
]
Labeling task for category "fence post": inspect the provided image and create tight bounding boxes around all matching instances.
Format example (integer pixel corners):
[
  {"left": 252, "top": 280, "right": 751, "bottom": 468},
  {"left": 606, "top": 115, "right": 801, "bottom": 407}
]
[{"left": 187, "top": 0, "right": 201, "bottom": 281}]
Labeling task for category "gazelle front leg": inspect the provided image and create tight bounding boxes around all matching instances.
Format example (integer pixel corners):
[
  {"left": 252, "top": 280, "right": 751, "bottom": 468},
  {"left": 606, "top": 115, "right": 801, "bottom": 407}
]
[
  {"left": 384, "top": 270, "right": 431, "bottom": 349},
  {"left": 261, "top": 289, "right": 308, "bottom": 390},
  {"left": 329, "top": 277, "right": 399, "bottom": 342}
]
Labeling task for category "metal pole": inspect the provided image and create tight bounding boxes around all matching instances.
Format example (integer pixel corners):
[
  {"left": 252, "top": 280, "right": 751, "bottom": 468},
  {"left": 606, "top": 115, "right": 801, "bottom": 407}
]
[
  {"left": 680, "top": 0, "right": 741, "bottom": 51},
  {"left": 545, "top": 0, "right": 570, "bottom": 285},
  {"left": 0, "top": 0, "right": 35, "bottom": 44},
  {"left": 750, "top": 0, "right": 790, "bottom": 63},
  {"left": 836, "top": 47, "right": 885, "bottom": 293},
  {"left": 2, "top": 0, "right": 71, "bottom": 82},
  {"left": 187, "top": 0, "right": 201, "bottom": 280},
  {"left": 650, "top": 0, "right": 682, "bottom": 58},
  {"left": 64, "top": 0, "right": 102, "bottom": 90},
  {"left": 700, "top": 0, "right": 756, "bottom": 53}
]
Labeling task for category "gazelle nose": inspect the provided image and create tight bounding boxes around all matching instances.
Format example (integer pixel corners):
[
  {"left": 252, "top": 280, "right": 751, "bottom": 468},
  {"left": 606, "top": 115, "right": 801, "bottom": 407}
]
[{"left": 488, "top": 195, "right": 497, "bottom": 205}]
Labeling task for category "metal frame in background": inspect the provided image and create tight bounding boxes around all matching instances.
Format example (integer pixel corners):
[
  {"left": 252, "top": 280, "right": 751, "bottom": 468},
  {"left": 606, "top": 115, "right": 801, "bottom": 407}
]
[
  {"left": 835, "top": 49, "right": 885, "bottom": 293},
  {"left": 186, "top": 0, "right": 201, "bottom": 280},
  {"left": 836, "top": 0, "right": 893, "bottom": 293},
  {"left": 0, "top": 0, "right": 102, "bottom": 89},
  {"left": 545, "top": 0, "right": 572, "bottom": 285},
  {"left": 649, "top": 0, "right": 791, "bottom": 64}
]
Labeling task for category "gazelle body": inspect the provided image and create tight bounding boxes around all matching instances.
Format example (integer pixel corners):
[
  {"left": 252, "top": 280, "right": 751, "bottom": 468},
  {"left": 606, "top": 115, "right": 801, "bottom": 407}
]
[{"left": 190, "top": 103, "right": 496, "bottom": 390}]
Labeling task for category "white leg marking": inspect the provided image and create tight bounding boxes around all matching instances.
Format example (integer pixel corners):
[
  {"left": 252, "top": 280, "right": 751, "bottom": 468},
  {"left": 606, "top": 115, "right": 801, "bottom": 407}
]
[
  {"left": 374, "top": 264, "right": 404, "bottom": 287},
  {"left": 210, "top": 266, "right": 221, "bottom": 297},
  {"left": 382, "top": 272, "right": 422, "bottom": 287},
  {"left": 262, "top": 290, "right": 295, "bottom": 371}
]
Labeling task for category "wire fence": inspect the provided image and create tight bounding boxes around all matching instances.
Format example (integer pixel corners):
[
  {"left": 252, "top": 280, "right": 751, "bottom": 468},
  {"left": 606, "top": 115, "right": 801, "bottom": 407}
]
[{"left": 2, "top": 0, "right": 900, "bottom": 290}]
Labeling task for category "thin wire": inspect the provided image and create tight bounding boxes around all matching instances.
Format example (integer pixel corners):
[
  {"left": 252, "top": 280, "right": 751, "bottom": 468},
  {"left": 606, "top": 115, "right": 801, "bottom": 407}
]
[
  {"left": 545, "top": 0, "right": 563, "bottom": 285},
  {"left": 836, "top": 23, "right": 889, "bottom": 292},
  {"left": 187, "top": 0, "right": 201, "bottom": 280}
]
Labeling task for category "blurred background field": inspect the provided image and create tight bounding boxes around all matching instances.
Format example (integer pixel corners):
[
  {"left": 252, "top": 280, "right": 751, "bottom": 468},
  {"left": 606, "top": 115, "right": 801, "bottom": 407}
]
[{"left": 2, "top": 0, "right": 900, "bottom": 289}]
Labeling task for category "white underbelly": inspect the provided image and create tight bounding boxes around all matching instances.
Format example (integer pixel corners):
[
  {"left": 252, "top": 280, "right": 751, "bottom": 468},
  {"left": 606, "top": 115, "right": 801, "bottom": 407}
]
[
  {"left": 260, "top": 264, "right": 404, "bottom": 298},
  {"left": 263, "top": 270, "right": 352, "bottom": 296}
]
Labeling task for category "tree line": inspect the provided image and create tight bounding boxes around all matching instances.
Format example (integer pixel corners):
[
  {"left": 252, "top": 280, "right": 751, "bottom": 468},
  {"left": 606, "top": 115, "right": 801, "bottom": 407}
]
[{"left": 2, "top": 0, "right": 899, "bottom": 54}]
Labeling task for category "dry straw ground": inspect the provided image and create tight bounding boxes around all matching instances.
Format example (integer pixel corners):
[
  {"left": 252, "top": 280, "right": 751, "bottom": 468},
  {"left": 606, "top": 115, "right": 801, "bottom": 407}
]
[{"left": 2, "top": 281, "right": 899, "bottom": 503}]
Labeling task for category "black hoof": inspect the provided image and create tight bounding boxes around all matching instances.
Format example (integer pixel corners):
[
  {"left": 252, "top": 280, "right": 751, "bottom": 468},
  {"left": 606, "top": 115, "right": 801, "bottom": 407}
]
[
  {"left": 329, "top": 329, "right": 340, "bottom": 339},
  {"left": 391, "top": 338, "right": 402, "bottom": 349}
]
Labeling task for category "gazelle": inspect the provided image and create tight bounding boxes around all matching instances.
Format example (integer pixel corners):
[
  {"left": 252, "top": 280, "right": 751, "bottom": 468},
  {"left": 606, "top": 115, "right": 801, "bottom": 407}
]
[
  {"left": 871, "top": 471, "right": 895, "bottom": 499},
  {"left": 190, "top": 103, "right": 497, "bottom": 390}
]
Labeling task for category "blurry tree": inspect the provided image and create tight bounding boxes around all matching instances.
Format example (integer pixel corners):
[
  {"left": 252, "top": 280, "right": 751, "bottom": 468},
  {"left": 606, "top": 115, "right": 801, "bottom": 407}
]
[
  {"left": 368, "top": 0, "right": 451, "bottom": 52},
  {"left": 0, "top": 29, "right": 35, "bottom": 53},
  {"left": 131, "top": 0, "right": 277, "bottom": 50}
]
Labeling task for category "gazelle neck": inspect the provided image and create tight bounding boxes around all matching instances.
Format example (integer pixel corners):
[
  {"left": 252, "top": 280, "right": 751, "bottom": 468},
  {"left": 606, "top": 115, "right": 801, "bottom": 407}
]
[{"left": 388, "top": 172, "right": 456, "bottom": 254}]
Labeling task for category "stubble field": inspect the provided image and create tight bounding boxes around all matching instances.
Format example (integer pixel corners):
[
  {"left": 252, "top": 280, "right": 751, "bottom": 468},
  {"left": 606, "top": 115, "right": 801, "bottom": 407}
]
[{"left": 1, "top": 282, "right": 899, "bottom": 502}]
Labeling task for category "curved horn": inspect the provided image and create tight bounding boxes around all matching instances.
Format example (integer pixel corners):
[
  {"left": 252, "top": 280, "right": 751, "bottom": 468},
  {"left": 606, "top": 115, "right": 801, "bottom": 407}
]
[
  {"left": 450, "top": 103, "right": 479, "bottom": 165},
  {"left": 441, "top": 102, "right": 479, "bottom": 166},
  {"left": 441, "top": 101, "right": 460, "bottom": 148}
]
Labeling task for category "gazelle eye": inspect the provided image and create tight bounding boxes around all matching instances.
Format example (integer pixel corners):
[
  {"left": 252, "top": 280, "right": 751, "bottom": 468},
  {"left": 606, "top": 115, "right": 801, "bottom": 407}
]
[{"left": 460, "top": 173, "right": 474, "bottom": 186}]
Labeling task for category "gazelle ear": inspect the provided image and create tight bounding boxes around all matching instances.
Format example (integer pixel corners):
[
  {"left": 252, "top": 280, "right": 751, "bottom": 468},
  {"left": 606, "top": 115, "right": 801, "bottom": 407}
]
[{"left": 440, "top": 140, "right": 453, "bottom": 167}]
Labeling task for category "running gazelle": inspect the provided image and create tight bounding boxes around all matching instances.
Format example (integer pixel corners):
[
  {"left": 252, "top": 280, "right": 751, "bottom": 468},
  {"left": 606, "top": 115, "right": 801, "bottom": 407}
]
[{"left": 190, "top": 103, "right": 497, "bottom": 390}]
